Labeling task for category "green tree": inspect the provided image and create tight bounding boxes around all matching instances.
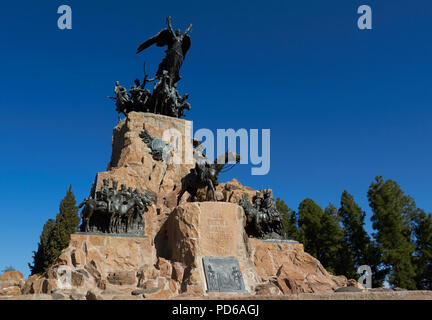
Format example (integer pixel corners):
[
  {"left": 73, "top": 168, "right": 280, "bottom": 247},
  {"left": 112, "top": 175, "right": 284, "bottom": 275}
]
[
  {"left": 412, "top": 209, "right": 432, "bottom": 289},
  {"left": 276, "top": 198, "right": 298, "bottom": 240},
  {"left": 28, "top": 219, "right": 56, "bottom": 275},
  {"left": 337, "top": 191, "right": 385, "bottom": 285},
  {"left": 339, "top": 191, "right": 370, "bottom": 267},
  {"left": 297, "top": 199, "right": 349, "bottom": 275},
  {"left": 29, "top": 186, "right": 80, "bottom": 275},
  {"left": 367, "top": 176, "right": 417, "bottom": 289},
  {"left": 46, "top": 185, "right": 80, "bottom": 264},
  {"left": 297, "top": 199, "right": 323, "bottom": 260},
  {"left": 318, "top": 204, "right": 345, "bottom": 275}
]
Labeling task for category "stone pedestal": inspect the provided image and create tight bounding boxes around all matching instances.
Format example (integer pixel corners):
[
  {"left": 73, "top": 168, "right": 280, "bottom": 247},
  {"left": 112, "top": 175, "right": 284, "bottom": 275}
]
[
  {"left": 20, "top": 113, "right": 360, "bottom": 299},
  {"left": 60, "top": 233, "right": 154, "bottom": 277},
  {"left": 166, "top": 202, "right": 259, "bottom": 295},
  {"left": 93, "top": 112, "right": 194, "bottom": 209}
]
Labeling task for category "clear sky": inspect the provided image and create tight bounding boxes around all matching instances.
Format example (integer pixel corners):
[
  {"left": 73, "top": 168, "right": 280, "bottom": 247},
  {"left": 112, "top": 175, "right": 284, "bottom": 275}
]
[{"left": 1, "top": 0, "right": 431, "bottom": 277}]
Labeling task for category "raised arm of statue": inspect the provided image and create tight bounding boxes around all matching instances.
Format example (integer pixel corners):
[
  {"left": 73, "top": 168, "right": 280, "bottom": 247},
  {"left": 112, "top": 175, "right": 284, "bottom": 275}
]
[
  {"left": 184, "top": 23, "right": 193, "bottom": 35},
  {"left": 166, "top": 16, "right": 175, "bottom": 35}
]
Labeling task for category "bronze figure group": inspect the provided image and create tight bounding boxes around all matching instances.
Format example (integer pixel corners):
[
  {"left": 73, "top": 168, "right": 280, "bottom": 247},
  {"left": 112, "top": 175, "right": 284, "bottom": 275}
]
[
  {"left": 79, "top": 179, "right": 154, "bottom": 236},
  {"left": 177, "top": 141, "right": 242, "bottom": 204},
  {"left": 109, "top": 16, "right": 192, "bottom": 120},
  {"left": 80, "top": 17, "right": 285, "bottom": 240},
  {"left": 238, "top": 191, "right": 284, "bottom": 239}
]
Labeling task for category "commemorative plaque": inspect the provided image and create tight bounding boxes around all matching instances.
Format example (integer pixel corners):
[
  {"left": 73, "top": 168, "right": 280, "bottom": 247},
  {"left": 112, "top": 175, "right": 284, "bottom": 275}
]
[{"left": 202, "top": 257, "right": 247, "bottom": 293}]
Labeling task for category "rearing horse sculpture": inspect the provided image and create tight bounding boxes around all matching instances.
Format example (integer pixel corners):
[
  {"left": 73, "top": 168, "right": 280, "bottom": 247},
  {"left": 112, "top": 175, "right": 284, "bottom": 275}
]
[{"left": 177, "top": 150, "right": 241, "bottom": 204}]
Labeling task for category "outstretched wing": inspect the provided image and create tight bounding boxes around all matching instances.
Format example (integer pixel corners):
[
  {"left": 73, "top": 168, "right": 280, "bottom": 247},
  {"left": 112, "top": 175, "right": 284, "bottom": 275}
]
[
  {"left": 182, "top": 34, "right": 191, "bottom": 58},
  {"left": 136, "top": 29, "right": 172, "bottom": 54}
]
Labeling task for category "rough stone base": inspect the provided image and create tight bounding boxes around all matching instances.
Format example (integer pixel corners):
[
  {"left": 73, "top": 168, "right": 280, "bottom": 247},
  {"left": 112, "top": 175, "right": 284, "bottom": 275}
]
[
  {"left": 20, "top": 202, "right": 364, "bottom": 299},
  {"left": 164, "top": 202, "right": 258, "bottom": 295}
]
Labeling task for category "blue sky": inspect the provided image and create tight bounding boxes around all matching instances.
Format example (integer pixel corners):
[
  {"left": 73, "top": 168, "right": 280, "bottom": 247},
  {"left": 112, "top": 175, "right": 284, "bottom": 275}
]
[{"left": 0, "top": 0, "right": 431, "bottom": 277}]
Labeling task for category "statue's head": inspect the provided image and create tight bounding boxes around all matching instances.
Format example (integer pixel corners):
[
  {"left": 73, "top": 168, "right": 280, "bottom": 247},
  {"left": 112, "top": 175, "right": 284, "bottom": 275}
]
[
  {"left": 115, "top": 81, "right": 120, "bottom": 86},
  {"left": 134, "top": 78, "right": 140, "bottom": 86},
  {"left": 112, "top": 180, "right": 118, "bottom": 190},
  {"left": 264, "top": 189, "right": 272, "bottom": 198},
  {"left": 161, "top": 70, "right": 170, "bottom": 80},
  {"left": 175, "top": 29, "right": 181, "bottom": 36},
  {"left": 121, "top": 184, "right": 126, "bottom": 191}
]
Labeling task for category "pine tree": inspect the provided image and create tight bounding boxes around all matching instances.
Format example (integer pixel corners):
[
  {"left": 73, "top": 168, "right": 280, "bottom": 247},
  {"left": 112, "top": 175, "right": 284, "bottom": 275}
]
[
  {"left": 297, "top": 200, "right": 350, "bottom": 275},
  {"left": 338, "top": 190, "right": 386, "bottom": 286},
  {"left": 412, "top": 209, "right": 432, "bottom": 289},
  {"left": 365, "top": 241, "right": 388, "bottom": 288},
  {"left": 29, "top": 186, "right": 80, "bottom": 275},
  {"left": 318, "top": 204, "right": 345, "bottom": 275},
  {"left": 276, "top": 197, "right": 298, "bottom": 240},
  {"left": 297, "top": 199, "right": 323, "bottom": 260},
  {"left": 46, "top": 185, "right": 80, "bottom": 264},
  {"left": 339, "top": 191, "right": 370, "bottom": 266},
  {"left": 367, "top": 176, "right": 417, "bottom": 289},
  {"left": 28, "top": 219, "right": 56, "bottom": 275}
]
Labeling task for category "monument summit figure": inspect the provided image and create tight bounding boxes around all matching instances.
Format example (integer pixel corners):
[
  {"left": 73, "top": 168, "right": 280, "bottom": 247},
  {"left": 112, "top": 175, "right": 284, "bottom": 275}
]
[
  {"left": 108, "top": 16, "right": 193, "bottom": 119},
  {"left": 136, "top": 16, "right": 192, "bottom": 87}
]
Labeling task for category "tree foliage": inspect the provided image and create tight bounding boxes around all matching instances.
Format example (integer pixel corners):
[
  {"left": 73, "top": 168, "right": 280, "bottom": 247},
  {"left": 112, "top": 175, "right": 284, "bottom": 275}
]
[
  {"left": 28, "top": 219, "right": 56, "bottom": 275},
  {"left": 277, "top": 197, "right": 298, "bottom": 240},
  {"left": 275, "top": 176, "right": 431, "bottom": 289},
  {"left": 338, "top": 190, "right": 386, "bottom": 286},
  {"left": 297, "top": 198, "right": 323, "bottom": 259},
  {"left": 296, "top": 199, "right": 346, "bottom": 274},
  {"left": 29, "top": 186, "right": 80, "bottom": 275},
  {"left": 318, "top": 204, "right": 345, "bottom": 275},
  {"left": 367, "top": 176, "right": 417, "bottom": 289},
  {"left": 412, "top": 209, "right": 432, "bottom": 289}
]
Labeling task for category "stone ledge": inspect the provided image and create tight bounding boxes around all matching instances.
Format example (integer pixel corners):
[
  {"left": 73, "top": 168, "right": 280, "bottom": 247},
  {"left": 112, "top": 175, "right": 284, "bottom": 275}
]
[{"left": 75, "top": 232, "right": 148, "bottom": 239}]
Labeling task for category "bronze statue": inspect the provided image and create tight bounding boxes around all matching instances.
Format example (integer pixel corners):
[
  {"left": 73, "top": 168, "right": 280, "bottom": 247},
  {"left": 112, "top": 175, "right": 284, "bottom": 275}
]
[
  {"left": 113, "top": 81, "right": 130, "bottom": 121},
  {"left": 139, "top": 128, "right": 172, "bottom": 162},
  {"left": 107, "top": 17, "right": 193, "bottom": 119},
  {"left": 177, "top": 150, "right": 241, "bottom": 204},
  {"left": 238, "top": 190, "right": 284, "bottom": 240},
  {"left": 136, "top": 16, "right": 192, "bottom": 87},
  {"left": 79, "top": 179, "right": 154, "bottom": 236}
]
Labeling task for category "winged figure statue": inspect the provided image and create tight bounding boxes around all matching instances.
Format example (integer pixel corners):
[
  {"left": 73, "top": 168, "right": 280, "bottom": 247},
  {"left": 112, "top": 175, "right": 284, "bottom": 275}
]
[{"left": 136, "top": 16, "right": 192, "bottom": 87}]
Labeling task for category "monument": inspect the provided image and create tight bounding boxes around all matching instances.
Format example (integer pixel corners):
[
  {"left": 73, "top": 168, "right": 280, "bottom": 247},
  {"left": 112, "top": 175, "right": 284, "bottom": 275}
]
[
  {"left": 238, "top": 190, "right": 285, "bottom": 239},
  {"left": 109, "top": 16, "right": 192, "bottom": 120},
  {"left": 78, "top": 179, "right": 154, "bottom": 236},
  {"left": 20, "top": 17, "right": 359, "bottom": 299}
]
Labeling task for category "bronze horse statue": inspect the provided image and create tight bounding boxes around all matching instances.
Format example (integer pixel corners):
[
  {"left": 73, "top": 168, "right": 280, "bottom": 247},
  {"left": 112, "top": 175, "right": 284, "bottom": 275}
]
[
  {"left": 79, "top": 192, "right": 150, "bottom": 234},
  {"left": 109, "top": 193, "right": 147, "bottom": 234},
  {"left": 177, "top": 150, "right": 241, "bottom": 204},
  {"left": 79, "top": 198, "right": 107, "bottom": 233}
]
